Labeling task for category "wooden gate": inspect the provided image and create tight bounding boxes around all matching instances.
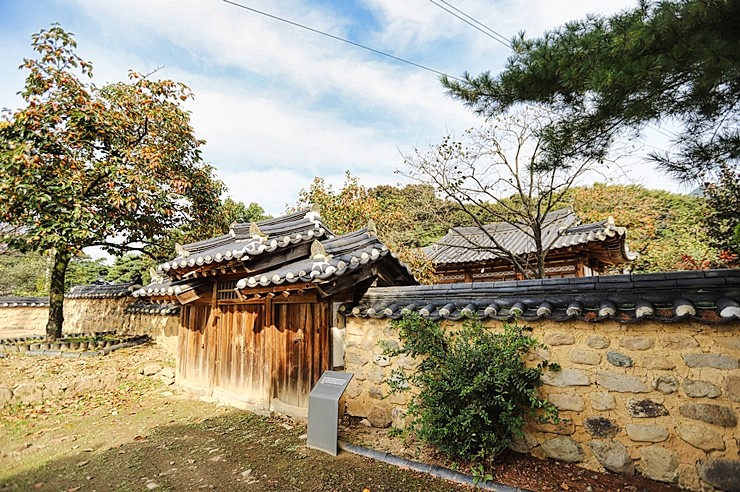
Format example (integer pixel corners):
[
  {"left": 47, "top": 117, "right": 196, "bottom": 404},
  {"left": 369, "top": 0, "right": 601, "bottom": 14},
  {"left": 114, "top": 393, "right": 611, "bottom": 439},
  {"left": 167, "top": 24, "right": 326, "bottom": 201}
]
[
  {"left": 271, "top": 301, "right": 330, "bottom": 414},
  {"left": 177, "top": 304, "right": 213, "bottom": 391},
  {"left": 178, "top": 299, "right": 330, "bottom": 415},
  {"left": 212, "top": 303, "right": 268, "bottom": 407}
]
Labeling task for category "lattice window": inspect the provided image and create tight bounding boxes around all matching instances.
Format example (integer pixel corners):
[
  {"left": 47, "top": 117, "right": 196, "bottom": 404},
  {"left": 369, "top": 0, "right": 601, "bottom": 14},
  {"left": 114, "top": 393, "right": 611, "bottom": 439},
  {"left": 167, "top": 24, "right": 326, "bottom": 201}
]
[
  {"left": 217, "top": 279, "right": 238, "bottom": 300},
  {"left": 545, "top": 265, "right": 575, "bottom": 273}
]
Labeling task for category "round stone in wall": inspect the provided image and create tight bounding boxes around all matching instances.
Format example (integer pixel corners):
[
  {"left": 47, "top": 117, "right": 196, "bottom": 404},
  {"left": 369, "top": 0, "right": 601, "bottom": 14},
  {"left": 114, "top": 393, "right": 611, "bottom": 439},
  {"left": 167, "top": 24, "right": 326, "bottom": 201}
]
[
  {"left": 725, "top": 373, "right": 740, "bottom": 403},
  {"left": 679, "top": 403, "right": 738, "bottom": 427},
  {"left": 590, "top": 392, "right": 616, "bottom": 411},
  {"left": 549, "top": 393, "right": 585, "bottom": 412},
  {"left": 682, "top": 379, "right": 721, "bottom": 398},
  {"left": 544, "top": 332, "right": 576, "bottom": 346},
  {"left": 627, "top": 399, "right": 669, "bottom": 418},
  {"left": 639, "top": 446, "right": 679, "bottom": 483},
  {"left": 589, "top": 440, "right": 635, "bottom": 475},
  {"left": 677, "top": 423, "right": 726, "bottom": 451},
  {"left": 619, "top": 336, "right": 655, "bottom": 351},
  {"left": 586, "top": 335, "right": 610, "bottom": 350},
  {"left": 625, "top": 424, "right": 669, "bottom": 442},
  {"left": 652, "top": 375, "right": 679, "bottom": 394},
  {"left": 697, "top": 458, "right": 740, "bottom": 491},
  {"left": 607, "top": 351, "right": 633, "bottom": 367},
  {"left": 541, "top": 436, "right": 584, "bottom": 463}
]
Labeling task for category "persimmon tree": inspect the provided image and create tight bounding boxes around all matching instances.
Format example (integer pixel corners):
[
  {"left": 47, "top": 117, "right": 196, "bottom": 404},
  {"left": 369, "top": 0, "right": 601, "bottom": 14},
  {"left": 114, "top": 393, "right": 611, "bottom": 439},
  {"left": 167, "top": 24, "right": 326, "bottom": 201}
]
[{"left": 0, "top": 25, "right": 223, "bottom": 339}]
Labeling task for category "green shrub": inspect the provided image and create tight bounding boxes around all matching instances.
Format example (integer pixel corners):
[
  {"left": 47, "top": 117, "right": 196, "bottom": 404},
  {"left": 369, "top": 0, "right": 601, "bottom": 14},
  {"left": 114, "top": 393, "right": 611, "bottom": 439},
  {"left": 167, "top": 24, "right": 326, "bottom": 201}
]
[{"left": 388, "top": 313, "right": 559, "bottom": 461}]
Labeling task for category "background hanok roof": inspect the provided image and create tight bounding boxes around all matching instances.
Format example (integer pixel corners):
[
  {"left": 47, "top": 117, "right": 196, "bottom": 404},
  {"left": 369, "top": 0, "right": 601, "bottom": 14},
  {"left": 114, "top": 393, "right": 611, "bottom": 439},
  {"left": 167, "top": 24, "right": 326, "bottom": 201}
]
[{"left": 424, "top": 208, "right": 636, "bottom": 266}]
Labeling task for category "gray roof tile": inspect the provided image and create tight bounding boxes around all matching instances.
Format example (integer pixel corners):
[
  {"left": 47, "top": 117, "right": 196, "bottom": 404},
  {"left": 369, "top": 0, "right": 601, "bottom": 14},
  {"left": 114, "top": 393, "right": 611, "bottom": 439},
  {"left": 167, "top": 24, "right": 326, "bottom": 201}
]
[
  {"left": 344, "top": 269, "right": 740, "bottom": 324},
  {"left": 66, "top": 282, "right": 141, "bottom": 299},
  {"left": 424, "top": 208, "right": 636, "bottom": 265}
]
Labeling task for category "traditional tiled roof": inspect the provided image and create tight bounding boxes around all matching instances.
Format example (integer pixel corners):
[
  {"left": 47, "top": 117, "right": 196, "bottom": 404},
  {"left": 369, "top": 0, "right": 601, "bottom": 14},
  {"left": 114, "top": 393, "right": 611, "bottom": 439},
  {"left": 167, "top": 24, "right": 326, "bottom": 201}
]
[
  {"left": 139, "top": 208, "right": 417, "bottom": 298},
  {"left": 424, "top": 208, "right": 636, "bottom": 265},
  {"left": 157, "top": 209, "right": 331, "bottom": 274},
  {"left": 344, "top": 269, "right": 740, "bottom": 324},
  {"left": 0, "top": 296, "right": 48, "bottom": 307},
  {"left": 125, "top": 301, "right": 180, "bottom": 316},
  {"left": 66, "top": 282, "right": 141, "bottom": 299},
  {"left": 236, "top": 227, "right": 414, "bottom": 289},
  {"left": 132, "top": 278, "right": 207, "bottom": 298}
]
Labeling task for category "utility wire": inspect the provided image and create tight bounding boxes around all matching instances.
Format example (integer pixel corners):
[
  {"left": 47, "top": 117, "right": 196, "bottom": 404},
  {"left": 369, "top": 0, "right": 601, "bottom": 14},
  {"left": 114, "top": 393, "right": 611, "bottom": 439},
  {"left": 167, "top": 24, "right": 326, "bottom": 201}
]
[
  {"left": 429, "top": 0, "right": 511, "bottom": 48},
  {"left": 222, "top": 0, "right": 463, "bottom": 82},
  {"left": 224, "top": 0, "right": 684, "bottom": 144},
  {"left": 431, "top": 0, "right": 683, "bottom": 143},
  {"left": 647, "top": 123, "right": 680, "bottom": 140}
]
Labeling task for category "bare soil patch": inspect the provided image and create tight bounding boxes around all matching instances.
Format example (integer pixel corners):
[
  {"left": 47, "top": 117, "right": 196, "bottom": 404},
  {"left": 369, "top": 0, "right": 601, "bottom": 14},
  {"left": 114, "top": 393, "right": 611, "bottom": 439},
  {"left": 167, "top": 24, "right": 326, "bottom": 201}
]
[
  {"left": 342, "top": 418, "right": 680, "bottom": 492},
  {"left": 1, "top": 344, "right": 680, "bottom": 492}
]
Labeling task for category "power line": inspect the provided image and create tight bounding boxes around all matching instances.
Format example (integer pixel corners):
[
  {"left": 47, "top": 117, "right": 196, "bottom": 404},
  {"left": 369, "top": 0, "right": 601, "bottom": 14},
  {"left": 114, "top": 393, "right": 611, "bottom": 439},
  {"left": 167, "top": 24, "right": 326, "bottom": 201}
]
[
  {"left": 222, "top": 0, "right": 463, "bottom": 82},
  {"left": 430, "top": 1, "right": 684, "bottom": 142},
  {"left": 428, "top": 0, "right": 511, "bottom": 48},
  {"left": 647, "top": 123, "right": 680, "bottom": 140}
]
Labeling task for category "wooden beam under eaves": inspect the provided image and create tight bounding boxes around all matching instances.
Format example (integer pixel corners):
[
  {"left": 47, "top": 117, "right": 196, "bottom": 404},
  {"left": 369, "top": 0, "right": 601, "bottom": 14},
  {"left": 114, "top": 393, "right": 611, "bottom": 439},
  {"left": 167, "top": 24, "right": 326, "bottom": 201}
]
[{"left": 237, "top": 281, "right": 315, "bottom": 296}]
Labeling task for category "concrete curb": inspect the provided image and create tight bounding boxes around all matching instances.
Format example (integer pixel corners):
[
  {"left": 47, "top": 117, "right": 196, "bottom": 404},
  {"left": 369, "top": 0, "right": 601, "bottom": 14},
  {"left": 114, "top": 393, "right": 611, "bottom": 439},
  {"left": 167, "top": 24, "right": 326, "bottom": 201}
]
[{"left": 337, "top": 440, "right": 533, "bottom": 492}]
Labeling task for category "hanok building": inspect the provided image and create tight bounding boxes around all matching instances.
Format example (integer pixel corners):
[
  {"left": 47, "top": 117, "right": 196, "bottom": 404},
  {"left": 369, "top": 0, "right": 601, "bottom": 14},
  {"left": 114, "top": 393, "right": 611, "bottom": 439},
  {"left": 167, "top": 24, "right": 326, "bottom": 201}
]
[
  {"left": 424, "top": 208, "right": 636, "bottom": 283},
  {"left": 134, "top": 208, "right": 416, "bottom": 416}
]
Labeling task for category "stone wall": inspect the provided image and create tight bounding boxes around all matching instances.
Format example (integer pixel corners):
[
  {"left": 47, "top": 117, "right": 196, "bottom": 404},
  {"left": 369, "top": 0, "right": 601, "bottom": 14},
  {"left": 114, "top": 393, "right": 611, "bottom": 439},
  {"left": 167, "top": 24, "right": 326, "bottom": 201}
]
[
  {"left": 0, "top": 299, "right": 179, "bottom": 356},
  {"left": 0, "top": 306, "right": 47, "bottom": 334},
  {"left": 343, "top": 316, "right": 740, "bottom": 491}
]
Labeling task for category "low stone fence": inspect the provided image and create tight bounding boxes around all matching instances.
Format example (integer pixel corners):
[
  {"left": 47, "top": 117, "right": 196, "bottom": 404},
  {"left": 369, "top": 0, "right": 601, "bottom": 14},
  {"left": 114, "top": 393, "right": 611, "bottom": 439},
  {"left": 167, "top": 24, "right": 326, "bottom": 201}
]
[{"left": 340, "top": 270, "right": 740, "bottom": 491}]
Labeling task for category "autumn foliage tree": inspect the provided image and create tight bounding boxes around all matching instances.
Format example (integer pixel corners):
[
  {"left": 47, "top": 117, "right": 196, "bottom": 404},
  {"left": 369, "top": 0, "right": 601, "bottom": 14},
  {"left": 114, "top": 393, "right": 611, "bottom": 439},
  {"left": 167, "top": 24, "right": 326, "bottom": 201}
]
[
  {"left": 0, "top": 25, "right": 224, "bottom": 339},
  {"left": 564, "top": 183, "right": 717, "bottom": 272},
  {"left": 704, "top": 166, "right": 740, "bottom": 265}
]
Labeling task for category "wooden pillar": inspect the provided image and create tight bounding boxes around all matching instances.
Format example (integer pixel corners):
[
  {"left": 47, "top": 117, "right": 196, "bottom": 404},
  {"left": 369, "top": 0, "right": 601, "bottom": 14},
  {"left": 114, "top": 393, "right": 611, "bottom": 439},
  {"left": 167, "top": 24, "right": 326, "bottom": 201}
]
[{"left": 575, "top": 255, "right": 586, "bottom": 277}]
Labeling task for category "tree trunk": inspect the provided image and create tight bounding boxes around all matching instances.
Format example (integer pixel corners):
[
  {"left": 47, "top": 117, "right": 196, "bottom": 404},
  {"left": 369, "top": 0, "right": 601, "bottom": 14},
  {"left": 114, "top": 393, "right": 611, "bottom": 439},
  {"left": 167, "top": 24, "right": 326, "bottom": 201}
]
[
  {"left": 537, "top": 252, "right": 546, "bottom": 279},
  {"left": 46, "top": 248, "right": 71, "bottom": 341}
]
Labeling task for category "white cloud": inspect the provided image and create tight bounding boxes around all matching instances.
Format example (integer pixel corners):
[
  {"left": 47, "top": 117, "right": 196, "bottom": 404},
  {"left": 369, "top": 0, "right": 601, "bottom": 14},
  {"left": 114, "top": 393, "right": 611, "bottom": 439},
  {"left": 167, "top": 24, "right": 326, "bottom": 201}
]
[{"left": 2, "top": 0, "right": 682, "bottom": 226}]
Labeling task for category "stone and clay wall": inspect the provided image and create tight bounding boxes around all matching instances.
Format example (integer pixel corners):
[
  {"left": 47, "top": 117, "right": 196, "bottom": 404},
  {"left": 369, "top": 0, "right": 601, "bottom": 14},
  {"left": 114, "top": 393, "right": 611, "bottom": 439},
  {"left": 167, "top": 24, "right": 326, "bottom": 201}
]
[
  {"left": 0, "top": 299, "right": 179, "bottom": 356},
  {"left": 342, "top": 316, "right": 740, "bottom": 491},
  {"left": 0, "top": 306, "right": 47, "bottom": 334}
]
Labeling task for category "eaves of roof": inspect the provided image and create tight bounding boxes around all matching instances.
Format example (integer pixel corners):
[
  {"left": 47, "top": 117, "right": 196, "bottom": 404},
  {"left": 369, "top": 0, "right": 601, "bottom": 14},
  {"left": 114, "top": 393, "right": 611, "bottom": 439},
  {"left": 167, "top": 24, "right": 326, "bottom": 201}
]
[
  {"left": 344, "top": 269, "right": 740, "bottom": 325},
  {"left": 125, "top": 301, "right": 180, "bottom": 316},
  {"left": 0, "top": 296, "right": 49, "bottom": 307},
  {"left": 236, "top": 227, "right": 417, "bottom": 290},
  {"left": 132, "top": 278, "right": 208, "bottom": 298}
]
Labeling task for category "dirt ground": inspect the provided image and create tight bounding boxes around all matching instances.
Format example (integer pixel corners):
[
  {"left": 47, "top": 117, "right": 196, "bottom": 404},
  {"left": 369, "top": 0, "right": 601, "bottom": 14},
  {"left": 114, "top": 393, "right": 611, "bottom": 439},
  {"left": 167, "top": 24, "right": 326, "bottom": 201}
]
[{"left": 0, "top": 343, "right": 680, "bottom": 492}]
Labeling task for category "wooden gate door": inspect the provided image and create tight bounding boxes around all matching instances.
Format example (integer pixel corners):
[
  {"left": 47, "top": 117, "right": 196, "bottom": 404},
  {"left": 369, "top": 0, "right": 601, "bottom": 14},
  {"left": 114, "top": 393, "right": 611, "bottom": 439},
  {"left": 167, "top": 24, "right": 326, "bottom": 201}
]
[
  {"left": 213, "top": 303, "right": 268, "bottom": 408},
  {"left": 177, "top": 304, "right": 214, "bottom": 391},
  {"left": 271, "top": 302, "right": 329, "bottom": 413}
]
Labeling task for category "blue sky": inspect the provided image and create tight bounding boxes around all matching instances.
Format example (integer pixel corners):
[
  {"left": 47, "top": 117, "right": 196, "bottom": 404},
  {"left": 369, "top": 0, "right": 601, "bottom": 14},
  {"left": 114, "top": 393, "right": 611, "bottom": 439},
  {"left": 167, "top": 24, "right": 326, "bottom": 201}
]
[{"left": 1, "top": 0, "right": 683, "bottom": 217}]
